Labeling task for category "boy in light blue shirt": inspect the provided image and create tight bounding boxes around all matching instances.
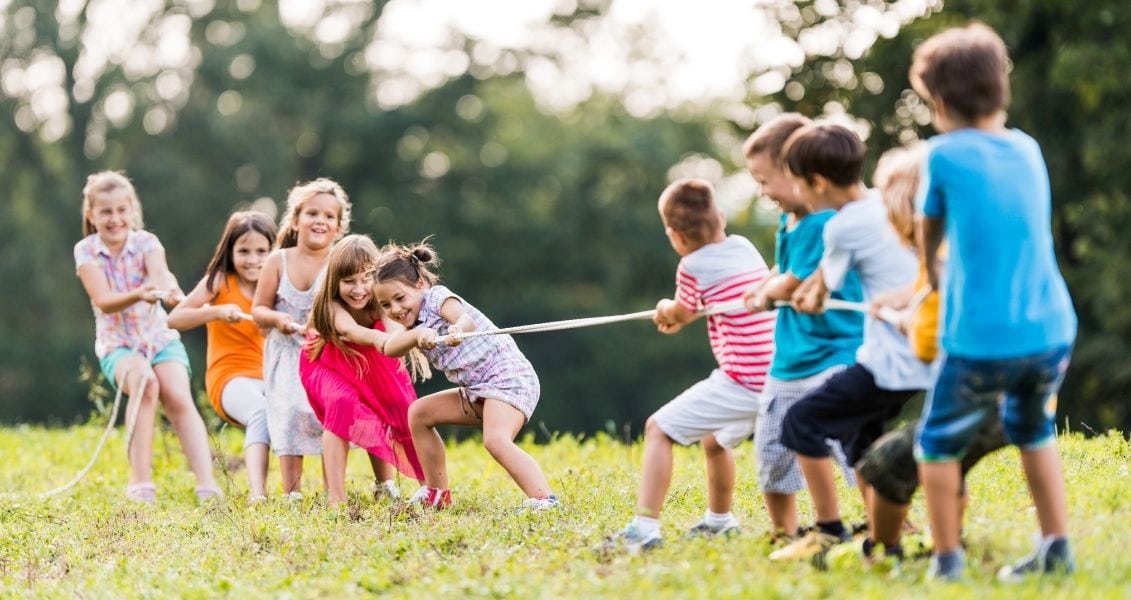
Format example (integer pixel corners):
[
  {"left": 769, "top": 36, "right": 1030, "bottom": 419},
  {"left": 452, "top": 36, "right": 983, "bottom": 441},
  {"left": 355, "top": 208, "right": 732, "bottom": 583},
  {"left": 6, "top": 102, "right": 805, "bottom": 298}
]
[{"left": 912, "top": 23, "right": 1077, "bottom": 582}]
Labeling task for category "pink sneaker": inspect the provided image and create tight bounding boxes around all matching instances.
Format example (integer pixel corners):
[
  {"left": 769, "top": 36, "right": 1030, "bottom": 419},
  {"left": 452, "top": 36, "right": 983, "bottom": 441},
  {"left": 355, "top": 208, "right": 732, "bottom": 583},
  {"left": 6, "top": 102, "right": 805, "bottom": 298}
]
[
  {"left": 126, "top": 482, "right": 156, "bottom": 504},
  {"left": 408, "top": 486, "right": 452, "bottom": 509},
  {"left": 195, "top": 485, "right": 223, "bottom": 502}
]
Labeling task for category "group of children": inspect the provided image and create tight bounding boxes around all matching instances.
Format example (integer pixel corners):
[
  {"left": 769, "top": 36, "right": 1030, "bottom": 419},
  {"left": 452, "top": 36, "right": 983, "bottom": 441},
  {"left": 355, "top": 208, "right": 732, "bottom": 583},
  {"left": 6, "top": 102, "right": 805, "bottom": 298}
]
[
  {"left": 74, "top": 22, "right": 1076, "bottom": 582},
  {"left": 605, "top": 23, "right": 1078, "bottom": 582}
]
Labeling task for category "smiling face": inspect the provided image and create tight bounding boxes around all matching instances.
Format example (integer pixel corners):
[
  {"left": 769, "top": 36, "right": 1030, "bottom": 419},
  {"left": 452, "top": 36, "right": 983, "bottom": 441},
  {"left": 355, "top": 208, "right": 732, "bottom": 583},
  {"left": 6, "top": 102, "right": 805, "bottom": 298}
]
[
  {"left": 747, "top": 151, "right": 807, "bottom": 214},
  {"left": 295, "top": 192, "right": 342, "bottom": 251},
  {"left": 231, "top": 230, "right": 271, "bottom": 285},
  {"left": 338, "top": 269, "right": 374, "bottom": 311},
  {"left": 86, "top": 188, "right": 136, "bottom": 248},
  {"left": 373, "top": 279, "right": 426, "bottom": 328}
]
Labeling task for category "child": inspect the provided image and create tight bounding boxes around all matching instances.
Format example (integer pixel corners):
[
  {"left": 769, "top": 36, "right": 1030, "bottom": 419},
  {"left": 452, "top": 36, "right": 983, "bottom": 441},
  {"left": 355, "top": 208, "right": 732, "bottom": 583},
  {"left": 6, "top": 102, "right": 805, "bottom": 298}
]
[
  {"left": 74, "top": 171, "right": 221, "bottom": 502},
  {"left": 768, "top": 124, "right": 934, "bottom": 562},
  {"left": 167, "top": 210, "right": 277, "bottom": 501},
  {"left": 299, "top": 234, "right": 428, "bottom": 507},
  {"left": 910, "top": 23, "right": 1077, "bottom": 581},
  {"left": 252, "top": 178, "right": 350, "bottom": 498},
  {"left": 604, "top": 178, "right": 777, "bottom": 552},
  {"left": 372, "top": 241, "right": 557, "bottom": 510},
  {"left": 741, "top": 114, "right": 865, "bottom": 545}
]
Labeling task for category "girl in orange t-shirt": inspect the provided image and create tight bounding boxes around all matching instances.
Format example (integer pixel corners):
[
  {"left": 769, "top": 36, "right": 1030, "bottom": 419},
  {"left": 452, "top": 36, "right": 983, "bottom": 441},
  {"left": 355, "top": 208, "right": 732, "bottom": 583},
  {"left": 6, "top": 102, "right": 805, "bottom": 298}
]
[{"left": 169, "top": 211, "right": 276, "bottom": 501}]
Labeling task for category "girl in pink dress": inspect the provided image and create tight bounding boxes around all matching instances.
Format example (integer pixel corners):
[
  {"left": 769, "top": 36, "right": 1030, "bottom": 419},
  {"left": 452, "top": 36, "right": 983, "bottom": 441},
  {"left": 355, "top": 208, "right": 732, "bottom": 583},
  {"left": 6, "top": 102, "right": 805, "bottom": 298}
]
[{"left": 300, "top": 235, "right": 428, "bottom": 506}]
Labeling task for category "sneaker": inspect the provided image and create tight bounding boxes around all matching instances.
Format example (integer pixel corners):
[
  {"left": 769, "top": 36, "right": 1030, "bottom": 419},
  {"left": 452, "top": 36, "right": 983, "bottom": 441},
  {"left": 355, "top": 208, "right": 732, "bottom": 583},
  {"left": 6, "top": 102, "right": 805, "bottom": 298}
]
[
  {"left": 125, "top": 482, "right": 156, "bottom": 504},
  {"left": 248, "top": 494, "right": 268, "bottom": 504},
  {"left": 195, "top": 485, "right": 223, "bottom": 502},
  {"left": 408, "top": 486, "right": 452, "bottom": 509},
  {"left": 601, "top": 523, "right": 663, "bottom": 554},
  {"left": 769, "top": 528, "right": 850, "bottom": 562},
  {"left": 521, "top": 495, "right": 560, "bottom": 512},
  {"left": 997, "top": 537, "right": 1075, "bottom": 582},
  {"left": 684, "top": 516, "right": 741, "bottom": 539},
  {"left": 286, "top": 491, "right": 304, "bottom": 502},
  {"left": 926, "top": 548, "right": 966, "bottom": 582},
  {"left": 859, "top": 538, "right": 903, "bottom": 575},
  {"left": 373, "top": 480, "right": 401, "bottom": 501}
]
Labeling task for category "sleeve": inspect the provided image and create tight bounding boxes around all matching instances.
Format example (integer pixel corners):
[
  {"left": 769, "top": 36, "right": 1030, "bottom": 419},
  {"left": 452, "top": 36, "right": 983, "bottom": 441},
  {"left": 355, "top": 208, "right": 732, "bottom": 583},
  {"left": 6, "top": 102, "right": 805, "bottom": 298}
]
[
  {"left": 424, "top": 285, "right": 461, "bottom": 317},
  {"left": 820, "top": 223, "right": 853, "bottom": 292},
  {"left": 73, "top": 238, "right": 94, "bottom": 274},
  {"left": 674, "top": 261, "right": 700, "bottom": 312},
  {"left": 783, "top": 218, "right": 825, "bottom": 281},
  {"left": 137, "top": 230, "right": 164, "bottom": 255},
  {"left": 918, "top": 146, "right": 944, "bottom": 218}
]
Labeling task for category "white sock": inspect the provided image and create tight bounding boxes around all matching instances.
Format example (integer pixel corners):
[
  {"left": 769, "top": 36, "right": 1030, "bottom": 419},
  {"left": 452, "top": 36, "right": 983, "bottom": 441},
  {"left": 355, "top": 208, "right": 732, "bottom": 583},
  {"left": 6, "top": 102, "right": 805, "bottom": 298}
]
[
  {"left": 631, "top": 515, "right": 661, "bottom": 537},
  {"left": 704, "top": 510, "right": 734, "bottom": 528},
  {"left": 381, "top": 480, "right": 400, "bottom": 499}
]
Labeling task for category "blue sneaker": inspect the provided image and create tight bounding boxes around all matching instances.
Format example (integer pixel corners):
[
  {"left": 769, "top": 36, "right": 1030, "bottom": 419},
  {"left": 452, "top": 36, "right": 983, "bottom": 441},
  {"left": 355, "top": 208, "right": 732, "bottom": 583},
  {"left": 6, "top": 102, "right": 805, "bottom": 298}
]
[
  {"left": 684, "top": 515, "right": 741, "bottom": 539},
  {"left": 926, "top": 548, "right": 966, "bottom": 582},
  {"left": 997, "top": 537, "right": 1075, "bottom": 582},
  {"left": 602, "top": 523, "right": 663, "bottom": 554}
]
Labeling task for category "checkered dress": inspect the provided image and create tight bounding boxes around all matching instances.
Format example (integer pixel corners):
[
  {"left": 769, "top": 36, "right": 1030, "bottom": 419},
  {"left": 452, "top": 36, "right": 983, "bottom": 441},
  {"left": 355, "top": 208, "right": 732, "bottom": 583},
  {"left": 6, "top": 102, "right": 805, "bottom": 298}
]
[{"left": 418, "top": 286, "right": 540, "bottom": 421}]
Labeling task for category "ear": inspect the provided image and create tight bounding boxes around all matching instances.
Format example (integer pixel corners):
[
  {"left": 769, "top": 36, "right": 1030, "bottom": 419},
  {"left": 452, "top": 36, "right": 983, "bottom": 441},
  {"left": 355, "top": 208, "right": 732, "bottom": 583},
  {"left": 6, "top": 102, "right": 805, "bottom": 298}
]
[
  {"left": 414, "top": 278, "right": 426, "bottom": 289},
  {"left": 811, "top": 174, "right": 831, "bottom": 196},
  {"left": 666, "top": 226, "right": 686, "bottom": 247}
]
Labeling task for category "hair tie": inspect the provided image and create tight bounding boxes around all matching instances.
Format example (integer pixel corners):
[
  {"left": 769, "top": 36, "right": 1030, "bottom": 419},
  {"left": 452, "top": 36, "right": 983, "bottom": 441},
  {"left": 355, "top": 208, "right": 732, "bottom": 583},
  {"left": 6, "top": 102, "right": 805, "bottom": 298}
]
[{"left": 410, "top": 254, "right": 421, "bottom": 266}]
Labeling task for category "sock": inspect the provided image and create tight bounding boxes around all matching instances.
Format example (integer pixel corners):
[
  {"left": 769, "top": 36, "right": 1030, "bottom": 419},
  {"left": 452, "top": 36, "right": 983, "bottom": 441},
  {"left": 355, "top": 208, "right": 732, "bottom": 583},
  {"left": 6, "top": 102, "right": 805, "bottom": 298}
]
[
  {"left": 935, "top": 548, "right": 965, "bottom": 575},
  {"left": 862, "top": 537, "right": 876, "bottom": 558},
  {"left": 704, "top": 510, "right": 734, "bottom": 529},
  {"left": 631, "top": 515, "right": 661, "bottom": 537},
  {"left": 816, "top": 520, "right": 846, "bottom": 537},
  {"left": 884, "top": 544, "right": 904, "bottom": 560}
]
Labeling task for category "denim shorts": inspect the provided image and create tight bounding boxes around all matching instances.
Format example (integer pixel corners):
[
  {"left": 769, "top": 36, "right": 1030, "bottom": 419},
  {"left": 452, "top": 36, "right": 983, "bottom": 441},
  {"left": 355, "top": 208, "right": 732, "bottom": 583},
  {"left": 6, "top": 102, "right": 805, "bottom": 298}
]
[
  {"left": 99, "top": 340, "right": 192, "bottom": 391},
  {"left": 916, "top": 345, "right": 1071, "bottom": 462}
]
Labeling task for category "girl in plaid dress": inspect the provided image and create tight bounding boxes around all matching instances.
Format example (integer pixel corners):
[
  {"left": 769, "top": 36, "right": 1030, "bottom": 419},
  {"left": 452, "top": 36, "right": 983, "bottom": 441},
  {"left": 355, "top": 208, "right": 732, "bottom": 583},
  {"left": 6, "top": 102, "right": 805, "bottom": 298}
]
[{"left": 373, "top": 241, "right": 557, "bottom": 511}]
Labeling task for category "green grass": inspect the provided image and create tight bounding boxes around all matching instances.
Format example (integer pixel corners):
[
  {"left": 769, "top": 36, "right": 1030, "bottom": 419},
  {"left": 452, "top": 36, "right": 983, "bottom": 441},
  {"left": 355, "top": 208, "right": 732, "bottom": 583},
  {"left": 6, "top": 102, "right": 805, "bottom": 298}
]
[{"left": 1, "top": 422, "right": 1128, "bottom": 598}]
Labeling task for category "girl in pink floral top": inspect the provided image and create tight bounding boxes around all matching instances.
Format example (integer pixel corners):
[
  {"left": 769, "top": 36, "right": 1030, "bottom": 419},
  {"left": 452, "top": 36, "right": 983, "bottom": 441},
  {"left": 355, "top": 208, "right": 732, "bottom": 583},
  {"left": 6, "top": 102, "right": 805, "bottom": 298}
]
[{"left": 74, "top": 171, "right": 220, "bottom": 503}]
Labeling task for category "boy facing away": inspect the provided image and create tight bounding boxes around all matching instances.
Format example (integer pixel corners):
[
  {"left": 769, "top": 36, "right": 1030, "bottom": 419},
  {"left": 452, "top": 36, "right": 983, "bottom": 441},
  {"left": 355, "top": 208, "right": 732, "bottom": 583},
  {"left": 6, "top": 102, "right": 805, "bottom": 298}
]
[
  {"left": 604, "top": 178, "right": 776, "bottom": 552},
  {"left": 742, "top": 114, "right": 865, "bottom": 544},
  {"left": 911, "top": 23, "right": 1078, "bottom": 582}
]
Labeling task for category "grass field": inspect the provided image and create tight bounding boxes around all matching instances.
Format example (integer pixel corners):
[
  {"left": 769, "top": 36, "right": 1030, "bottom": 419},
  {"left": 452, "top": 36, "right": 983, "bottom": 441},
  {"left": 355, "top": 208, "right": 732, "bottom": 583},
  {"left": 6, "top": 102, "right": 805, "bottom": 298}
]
[{"left": 1, "top": 421, "right": 1128, "bottom": 598}]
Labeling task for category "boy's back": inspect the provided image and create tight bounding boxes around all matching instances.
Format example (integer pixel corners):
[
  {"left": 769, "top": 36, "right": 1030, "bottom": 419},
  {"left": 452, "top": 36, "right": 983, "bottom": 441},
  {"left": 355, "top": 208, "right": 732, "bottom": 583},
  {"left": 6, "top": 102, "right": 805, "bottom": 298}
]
[
  {"left": 922, "top": 129, "right": 1077, "bottom": 358},
  {"left": 676, "top": 234, "right": 775, "bottom": 392}
]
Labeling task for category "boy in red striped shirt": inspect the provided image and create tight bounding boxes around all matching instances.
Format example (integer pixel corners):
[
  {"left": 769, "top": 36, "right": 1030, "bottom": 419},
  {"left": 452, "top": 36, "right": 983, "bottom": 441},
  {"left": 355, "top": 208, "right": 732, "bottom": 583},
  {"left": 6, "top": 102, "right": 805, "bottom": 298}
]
[{"left": 603, "top": 178, "right": 776, "bottom": 553}]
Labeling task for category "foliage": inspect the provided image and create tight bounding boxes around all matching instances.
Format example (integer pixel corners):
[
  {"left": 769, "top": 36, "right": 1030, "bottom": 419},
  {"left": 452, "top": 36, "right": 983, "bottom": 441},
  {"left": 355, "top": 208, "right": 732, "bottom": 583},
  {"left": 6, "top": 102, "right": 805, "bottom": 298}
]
[{"left": 0, "top": 424, "right": 1128, "bottom": 597}]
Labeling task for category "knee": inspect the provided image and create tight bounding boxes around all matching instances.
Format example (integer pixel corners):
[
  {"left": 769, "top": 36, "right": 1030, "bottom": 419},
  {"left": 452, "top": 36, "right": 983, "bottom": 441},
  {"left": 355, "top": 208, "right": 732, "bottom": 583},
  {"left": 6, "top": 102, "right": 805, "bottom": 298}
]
[
  {"left": 644, "top": 417, "right": 668, "bottom": 442},
  {"left": 408, "top": 402, "right": 432, "bottom": 429},
  {"left": 482, "top": 432, "right": 514, "bottom": 458},
  {"left": 703, "top": 435, "right": 726, "bottom": 457}
]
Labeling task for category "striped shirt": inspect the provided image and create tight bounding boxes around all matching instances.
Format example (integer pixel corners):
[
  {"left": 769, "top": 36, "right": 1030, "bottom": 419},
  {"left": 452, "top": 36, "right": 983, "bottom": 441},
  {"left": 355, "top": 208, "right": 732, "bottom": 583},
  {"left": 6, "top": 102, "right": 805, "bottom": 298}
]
[{"left": 674, "top": 235, "right": 776, "bottom": 393}]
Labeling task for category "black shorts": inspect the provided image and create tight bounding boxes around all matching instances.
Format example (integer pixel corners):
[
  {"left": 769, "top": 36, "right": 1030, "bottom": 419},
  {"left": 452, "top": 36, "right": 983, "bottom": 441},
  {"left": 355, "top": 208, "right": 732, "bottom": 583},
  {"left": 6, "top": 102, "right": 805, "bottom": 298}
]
[
  {"left": 857, "top": 413, "right": 1009, "bottom": 505},
  {"left": 780, "top": 363, "right": 920, "bottom": 466}
]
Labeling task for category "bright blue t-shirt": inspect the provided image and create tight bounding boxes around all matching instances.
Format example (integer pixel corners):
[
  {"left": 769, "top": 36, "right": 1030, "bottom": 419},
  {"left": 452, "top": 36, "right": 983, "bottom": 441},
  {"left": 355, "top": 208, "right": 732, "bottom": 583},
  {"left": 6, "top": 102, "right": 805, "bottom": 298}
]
[
  {"left": 770, "top": 211, "right": 864, "bottom": 379},
  {"left": 919, "top": 128, "right": 1077, "bottom": 359}
]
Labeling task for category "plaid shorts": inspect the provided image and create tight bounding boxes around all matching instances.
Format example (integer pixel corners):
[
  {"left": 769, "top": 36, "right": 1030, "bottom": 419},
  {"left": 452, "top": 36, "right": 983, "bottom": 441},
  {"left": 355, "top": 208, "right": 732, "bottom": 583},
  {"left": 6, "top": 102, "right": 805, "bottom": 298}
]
[{"left": 754, "top": 366, "right": 856, "bottom": 494}]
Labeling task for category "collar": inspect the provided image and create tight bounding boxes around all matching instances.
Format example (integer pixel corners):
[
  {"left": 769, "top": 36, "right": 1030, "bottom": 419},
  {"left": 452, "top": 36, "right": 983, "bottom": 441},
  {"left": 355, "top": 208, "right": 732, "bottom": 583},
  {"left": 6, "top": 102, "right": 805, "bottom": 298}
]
[{"left": 93, "top": 230, "right": 140, "bottom": 259}]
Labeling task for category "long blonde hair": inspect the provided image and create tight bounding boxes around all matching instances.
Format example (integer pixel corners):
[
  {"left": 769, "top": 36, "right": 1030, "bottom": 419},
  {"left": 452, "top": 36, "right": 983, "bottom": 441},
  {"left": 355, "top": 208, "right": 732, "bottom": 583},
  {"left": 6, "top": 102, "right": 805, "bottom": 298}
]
[
  {"left": 873, "top": 143, "right": 927, "bottom": 247},
  {"left": 81, "top": 171, "right": 144, "bottom": 236},
  {"left": 307, "top": 235, "right": 430, "bottom": 381},
  {"left": 276, "top": 178, "right": 351, "bottom": 249}
]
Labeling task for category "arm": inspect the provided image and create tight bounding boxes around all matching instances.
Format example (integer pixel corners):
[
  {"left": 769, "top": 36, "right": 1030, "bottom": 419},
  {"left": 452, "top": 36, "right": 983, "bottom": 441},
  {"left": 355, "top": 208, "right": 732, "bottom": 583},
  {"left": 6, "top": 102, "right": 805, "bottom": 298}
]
[
  {"left": 920, "top": 215, "right": 945, "bottom": 291},
  {"left": 142, "top": 245, "right": 186, "bottom": 306},
  {"left": 653, "top": 298, "right": 699, "bottom": 335},
  {"left": 792, "top": 268, "right": 829, "bottom": 314},
  {"left": 77, "top": 262, "right": 160, "bottom": 314},
  {"left": 744, "top": 268, "right": 803, "bottom": 313},
  {"left": 251, "top": 251, "right": 301, "bottom": 333},
  {"left": 167, "top": 276, "right": 243, "bottom": 330},
  {"left": 436, "top": 296, "right": 475, "bottom": 346},
  {"left": 332, "top": 303, "right": 392, "bottom": 348},
  {"left": 382, "top": 327, "right": 431, "bottom": 357}
]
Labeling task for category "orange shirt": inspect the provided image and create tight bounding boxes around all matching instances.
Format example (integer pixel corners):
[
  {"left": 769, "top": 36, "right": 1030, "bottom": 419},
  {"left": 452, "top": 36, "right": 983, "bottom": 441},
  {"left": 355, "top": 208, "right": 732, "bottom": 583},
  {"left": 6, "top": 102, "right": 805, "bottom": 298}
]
[{"left": 205, "top": 274, "right": 264, "bottom": 423}]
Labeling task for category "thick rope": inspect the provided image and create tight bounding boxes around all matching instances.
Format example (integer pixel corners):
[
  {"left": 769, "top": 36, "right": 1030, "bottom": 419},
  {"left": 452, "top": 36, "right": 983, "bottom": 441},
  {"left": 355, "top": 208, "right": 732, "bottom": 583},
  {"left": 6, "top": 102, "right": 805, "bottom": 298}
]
[{"left": 434, "top": 296, "right": 908, "bottom": 345}]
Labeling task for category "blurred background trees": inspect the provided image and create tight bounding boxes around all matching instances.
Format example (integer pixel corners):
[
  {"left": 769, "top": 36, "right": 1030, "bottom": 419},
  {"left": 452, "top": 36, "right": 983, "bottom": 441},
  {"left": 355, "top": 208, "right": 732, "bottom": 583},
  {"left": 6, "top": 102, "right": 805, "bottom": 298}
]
[{"left": 1, "top": 0, "right": 1126, "bottom": 434}]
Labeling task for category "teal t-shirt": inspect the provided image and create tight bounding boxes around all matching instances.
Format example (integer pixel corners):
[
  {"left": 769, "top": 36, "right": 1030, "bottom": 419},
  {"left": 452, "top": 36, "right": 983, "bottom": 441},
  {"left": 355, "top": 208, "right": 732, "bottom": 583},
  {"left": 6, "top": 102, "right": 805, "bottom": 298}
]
[{"left": 770, "top": 211, "right": 864, "bottom": 379}]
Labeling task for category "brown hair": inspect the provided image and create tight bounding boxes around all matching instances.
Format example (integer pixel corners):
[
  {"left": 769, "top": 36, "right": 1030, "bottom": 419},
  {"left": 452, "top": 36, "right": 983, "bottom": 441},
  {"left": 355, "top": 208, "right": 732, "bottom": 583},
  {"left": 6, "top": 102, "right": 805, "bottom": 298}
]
[
  {"left": 81, "top": 171, "right": 144, "bottom": 236},
  {"left": 658, "top": 178, "right": 721, "bottom": 245},
  {"left": 308, "top": 235, "right": 430, "bottom": 380},
  {"left": 910, "top": 23, "right": 1010, "bottom": 123},
  {"left": 784, "top": 124, "right": 866, "bottom": 187},
  {"left": 374, "top": 239, "right": 440, "bottom": 289},
  {"left": 203, "top": 211, "right": 277, "bottom": 294},
  {"left": 276, "top": 178, "right": 351, "bottom": 249},
  {"left": 873, "top": 143, "right": 927, "bottom": 247},
  {"left": 742, "top": 113, "right": 812, "bottom": 166}
]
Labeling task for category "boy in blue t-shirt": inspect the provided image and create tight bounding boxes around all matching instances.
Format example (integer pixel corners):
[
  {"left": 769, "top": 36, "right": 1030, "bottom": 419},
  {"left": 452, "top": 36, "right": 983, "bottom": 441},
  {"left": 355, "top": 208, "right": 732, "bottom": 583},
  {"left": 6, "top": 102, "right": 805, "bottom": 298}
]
[
  {"left": 741, "top": 114, "right": 864, "bottom": 544},
  {"left": 911, "top": 23, "right": 1078, "bottom": 582}
]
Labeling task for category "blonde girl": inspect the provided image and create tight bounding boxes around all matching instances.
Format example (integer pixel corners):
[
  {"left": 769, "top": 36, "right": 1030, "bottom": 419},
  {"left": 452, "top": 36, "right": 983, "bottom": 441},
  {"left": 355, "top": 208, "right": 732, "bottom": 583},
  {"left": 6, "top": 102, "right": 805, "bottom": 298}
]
[
  {"left": 168, "top": 211, "right": 277, "bottom": 501},
  {"left": 373, "top": 241, "right": 557, "bottom": 511},
  {"left": 73, "top": 171, "right": 220, "bottom": 503},
  {"left": 299, "top": 235, "right": 430, "bottom": 506},
  {"left": 252, "top": 178, "right": 349, "bottom": 498}
]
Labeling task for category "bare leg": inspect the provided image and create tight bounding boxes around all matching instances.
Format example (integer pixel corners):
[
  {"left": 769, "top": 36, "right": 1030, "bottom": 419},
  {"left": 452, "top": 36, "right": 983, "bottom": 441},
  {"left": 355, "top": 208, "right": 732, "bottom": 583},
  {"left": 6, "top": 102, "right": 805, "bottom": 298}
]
[
  {"left": 870, "top": 493, "right": 910, "bottom": 548},
  {"left": 481, "top": 399, "right": 551, "bottom": 498},
  {"left": 368, "top": 454, "right": 394, "bottom": 482},
  {"left": 797, "top": 455, "right": 840, "bottom": 522},
  {"left": 117, "top": 356, "right": 158, "bottom": 486},
  {"left": 280, "top": 455, "right": 304, "bottom": 494},
  {"left": 322, "top": 430, "right": 350, "bottom": 506},
  {"left": 153, "top": 362, "right": 218, "bottom": 488},
  {"left": 407, "top": 390, "right": 480, "bottom": 489},
  {"left": 920, "top": 460, "right": 962, "bottom": 553},
  {"left": 764, "top": 492, "right": 797, "bottom": 534},
  {"left": 637, "top": 416, "right": 674, "bottom": 518},
  {"left": 1020, "top": 444, "right": 1069, "bottom": 537},
  {"left": 702, "top": 434, "right": 735, "bottom": 514},
  {"left": 245, "top": 442, "right": 269, "bottom": 498},
  {"left": 855, "top": 468, "right": 874, "bottom": 519}
]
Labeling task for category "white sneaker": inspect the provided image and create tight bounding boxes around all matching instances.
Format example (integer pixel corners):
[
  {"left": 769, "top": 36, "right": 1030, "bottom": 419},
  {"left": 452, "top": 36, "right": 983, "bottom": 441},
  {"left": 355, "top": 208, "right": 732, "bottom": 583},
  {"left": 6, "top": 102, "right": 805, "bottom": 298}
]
[
  {"left": 374, "top": 480, "right": 401, "bottom": 500},
  {"left": 286, "top": 491, "right": 304, "bottom": 501},
  {"left": 521, "top": 495, "right": 560, "bottom": 512},
  {"left": 601, "top": 523, "right": 663, "bottom": 554}
]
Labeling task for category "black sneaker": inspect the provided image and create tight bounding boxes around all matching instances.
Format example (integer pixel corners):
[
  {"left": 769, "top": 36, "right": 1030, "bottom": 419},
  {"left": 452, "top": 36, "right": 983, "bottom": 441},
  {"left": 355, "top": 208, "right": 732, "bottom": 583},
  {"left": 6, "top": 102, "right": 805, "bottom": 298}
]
[{"left": 997, "top": 537, "right": 1075, "bottom": 582}]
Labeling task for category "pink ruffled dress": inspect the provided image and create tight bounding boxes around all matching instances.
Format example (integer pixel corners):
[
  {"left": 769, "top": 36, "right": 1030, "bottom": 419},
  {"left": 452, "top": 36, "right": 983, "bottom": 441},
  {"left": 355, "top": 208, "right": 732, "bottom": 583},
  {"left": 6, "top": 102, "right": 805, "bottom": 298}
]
[{"left": 299, "top": 321, "right": 423, "bottom": 481}]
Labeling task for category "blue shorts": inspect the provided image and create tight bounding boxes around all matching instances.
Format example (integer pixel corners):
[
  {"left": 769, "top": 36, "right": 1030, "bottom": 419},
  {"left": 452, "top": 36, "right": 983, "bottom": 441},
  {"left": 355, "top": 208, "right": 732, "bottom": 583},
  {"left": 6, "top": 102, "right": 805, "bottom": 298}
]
[
  {"left": 916, "top": 345, "right": 1071, "bottom": 462},
  {"left": 99, "top": 340, "right": 192, "bottom": 391}
]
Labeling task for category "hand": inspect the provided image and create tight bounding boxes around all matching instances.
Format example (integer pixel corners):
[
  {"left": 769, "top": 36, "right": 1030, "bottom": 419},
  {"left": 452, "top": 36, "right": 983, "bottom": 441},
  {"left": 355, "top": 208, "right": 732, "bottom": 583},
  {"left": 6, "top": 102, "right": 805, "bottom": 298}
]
[
  {"left": 162, "top": 289, "right": 185, "bottom": 307},
  {"left": 744, "top": 287, "right": 773, "bottom": 313},
  {"left": 217, "top": 304, "right": 243, "bottom": 324},
  {"left": 792, "top": 284, "right": 824, "bottom": 314},
  {"left": 137, "top": 282, "right": 161, "bottom": 304},
  {"left": 280, "top": 318, "right": 303, "bottom": 334},
  {"left": 653, "top": 299, "right": 676, "bottom": 327},
  {"left": 416, "top": 327, "right": 438, "bottom": 350},
  {"left": 445, "top": 323, "right": 464, "bottom": 347}
]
